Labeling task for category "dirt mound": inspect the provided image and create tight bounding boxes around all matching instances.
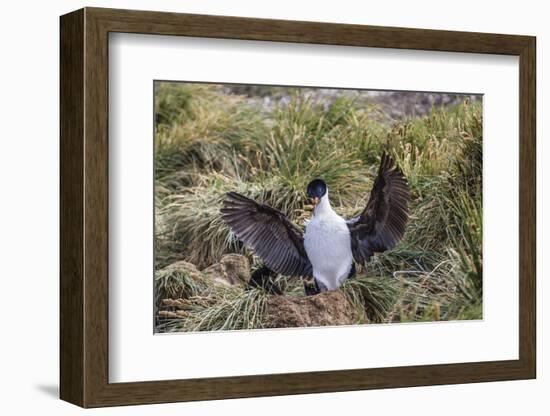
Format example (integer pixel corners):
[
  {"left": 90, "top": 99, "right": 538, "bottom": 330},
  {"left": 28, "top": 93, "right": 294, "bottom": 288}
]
[{"left": 264, "top": 290, "right": 361, "bottom": 328}]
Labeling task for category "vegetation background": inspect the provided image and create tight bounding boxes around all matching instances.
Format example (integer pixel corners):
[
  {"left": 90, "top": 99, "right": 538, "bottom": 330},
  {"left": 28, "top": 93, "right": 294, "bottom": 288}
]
[{"left": 154, "top": 82, "right": 483, "bottom": 333}]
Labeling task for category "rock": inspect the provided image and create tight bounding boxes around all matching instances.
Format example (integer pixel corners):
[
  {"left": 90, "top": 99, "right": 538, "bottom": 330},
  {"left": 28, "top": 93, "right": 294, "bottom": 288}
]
[
  {"left": 264, "top": 290, "right": 361, "bottom": 328},
  {"left": 202, "top": 263, "right": 232, "bottom": 287},
  {"left": 202, "top": 254, "right": 251, "bottom": 287},
  {"left": 219, "top": 254, "right": 251, "bottom": 283}
]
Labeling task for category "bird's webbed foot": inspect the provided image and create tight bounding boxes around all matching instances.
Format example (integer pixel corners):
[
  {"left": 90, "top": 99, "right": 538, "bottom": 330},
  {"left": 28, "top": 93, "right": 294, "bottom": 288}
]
[
  {"left": 248, "top": 265, "right": 283, "bottom": 295},
  {"left": 303, "top": 279, "right": 324, "bottom": 296},
  {"left": 346, "top": 263, "right": 357, "bottom": 280}
]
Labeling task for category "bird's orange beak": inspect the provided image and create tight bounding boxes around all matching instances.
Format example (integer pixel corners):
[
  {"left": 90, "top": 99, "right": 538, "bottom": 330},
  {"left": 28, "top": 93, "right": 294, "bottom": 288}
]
[{"left": 310, "top": 197, "right": 320, "bottom": 206}]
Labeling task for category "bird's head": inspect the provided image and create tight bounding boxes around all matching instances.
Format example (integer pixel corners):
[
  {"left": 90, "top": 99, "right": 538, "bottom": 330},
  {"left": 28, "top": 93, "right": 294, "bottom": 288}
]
[{"left": 306, "top": 179, "right": 327, "bottom": 207}]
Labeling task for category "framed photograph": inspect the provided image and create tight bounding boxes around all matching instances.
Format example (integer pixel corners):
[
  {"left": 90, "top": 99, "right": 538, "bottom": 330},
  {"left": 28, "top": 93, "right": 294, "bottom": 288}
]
[{"left": 60, "top": 7, "right": 536, "bottom": 408}]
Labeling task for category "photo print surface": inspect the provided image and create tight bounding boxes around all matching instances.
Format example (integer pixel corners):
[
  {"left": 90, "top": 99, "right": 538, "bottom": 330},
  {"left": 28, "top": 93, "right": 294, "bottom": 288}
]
[{"left": 154, "top": 82, "right": 483, "bottom": 333}]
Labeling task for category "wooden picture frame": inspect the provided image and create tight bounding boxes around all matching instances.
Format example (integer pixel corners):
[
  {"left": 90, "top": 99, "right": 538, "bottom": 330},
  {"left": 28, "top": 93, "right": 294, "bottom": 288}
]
[{"left": 60, "top": 7, "right": 536, "bottom": 408}]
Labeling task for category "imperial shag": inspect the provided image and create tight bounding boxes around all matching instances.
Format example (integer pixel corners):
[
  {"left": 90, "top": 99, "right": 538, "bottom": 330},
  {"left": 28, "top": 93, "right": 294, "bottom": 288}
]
[{"left": 221, "top": 153, "right": 410, "bottom": 294}]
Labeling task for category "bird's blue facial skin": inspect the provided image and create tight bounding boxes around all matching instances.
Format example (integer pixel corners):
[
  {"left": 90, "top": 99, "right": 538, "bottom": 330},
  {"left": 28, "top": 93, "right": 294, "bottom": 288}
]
[{"left": 307, "top": 179, "right": 327, "bottom": 199}]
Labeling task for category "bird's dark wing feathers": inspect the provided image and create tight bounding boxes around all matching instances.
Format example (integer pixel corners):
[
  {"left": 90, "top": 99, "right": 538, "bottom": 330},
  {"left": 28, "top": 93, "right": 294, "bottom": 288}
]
[
  {"left": 221, "top": 192, "right": 313, "bottom": 278},
  {"left": 347, "top": 153, "right": 410, "bottom": 264}
]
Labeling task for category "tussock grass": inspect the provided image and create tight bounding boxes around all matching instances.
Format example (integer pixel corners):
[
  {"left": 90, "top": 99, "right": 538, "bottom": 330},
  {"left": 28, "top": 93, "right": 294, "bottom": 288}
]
[
  {"left": 154, "top": 267, "right": 207, "bottom": 306},
  {"left": 342, "top": 277, "right": 399, "bottom": 323},
  {"left": 154, "top": 83, "right": 483, "bottom": 331},
  {"left": 157, "top": 285, "right": 269, "bottom": 332}
]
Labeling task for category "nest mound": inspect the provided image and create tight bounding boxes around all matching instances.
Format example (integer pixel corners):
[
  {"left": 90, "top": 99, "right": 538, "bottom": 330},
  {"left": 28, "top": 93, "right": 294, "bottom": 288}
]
[{"left": 265, "top": 291, "right": 360, "bottom": 328}]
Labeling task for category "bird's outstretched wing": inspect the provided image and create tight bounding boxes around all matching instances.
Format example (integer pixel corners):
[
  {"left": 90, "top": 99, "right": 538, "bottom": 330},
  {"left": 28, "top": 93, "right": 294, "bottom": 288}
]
[
  {"left": 221, "top": 192, "right": 313, "bottom": 278},
  {"left": 346, "top": 153, "right": 410, "bottom": 264}
]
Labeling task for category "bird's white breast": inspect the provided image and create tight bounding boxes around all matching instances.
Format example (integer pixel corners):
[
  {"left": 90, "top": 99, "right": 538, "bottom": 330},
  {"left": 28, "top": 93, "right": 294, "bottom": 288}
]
[{"left": 304, "top": 212, "right": 353, "bottom": 291}]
